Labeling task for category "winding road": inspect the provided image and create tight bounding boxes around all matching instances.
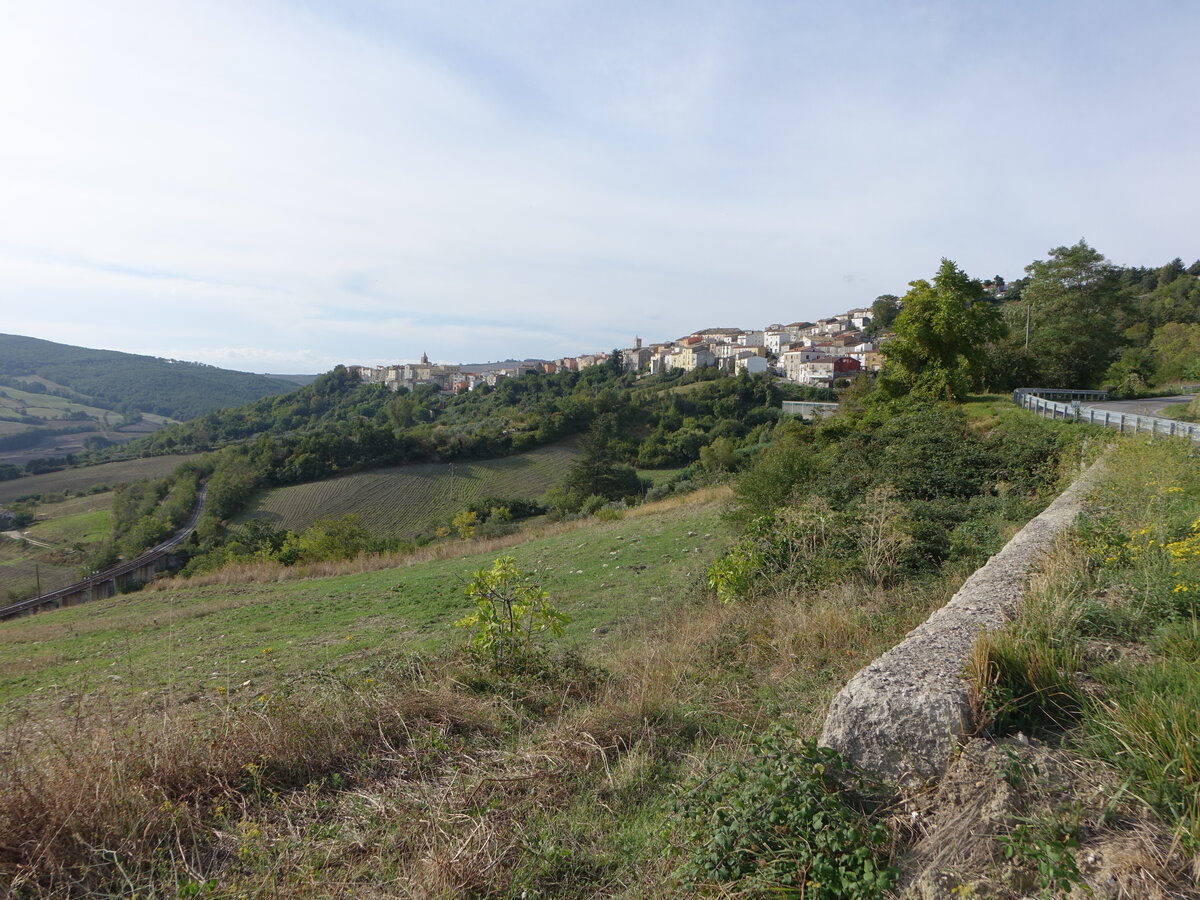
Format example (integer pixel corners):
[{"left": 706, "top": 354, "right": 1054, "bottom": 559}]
[{"left": 1084, "top": 394, "right": 1194, "bottom": 417}]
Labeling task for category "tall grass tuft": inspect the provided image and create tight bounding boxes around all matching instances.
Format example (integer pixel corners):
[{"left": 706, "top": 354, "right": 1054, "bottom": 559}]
[
  {"left": 971, "top": 629, "right": 1082, "bottom": 736},
  {"left": 1084, "top": 658, "right": 1200, "bottom": 848}
]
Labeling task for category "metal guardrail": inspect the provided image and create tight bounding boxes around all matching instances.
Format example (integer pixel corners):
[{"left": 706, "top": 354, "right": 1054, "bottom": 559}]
[
  {"left": 1014, "top": 390, "right": 1200, "bottom": 441},
  {"left": 782, "top": 400, "right": 840, "bottom": 417},
  {"left": 1016, "top": 387, "right": 1110, "bottom": 402}
]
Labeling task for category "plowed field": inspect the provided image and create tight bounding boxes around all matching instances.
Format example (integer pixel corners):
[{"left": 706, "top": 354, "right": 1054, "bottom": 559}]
[{"left": 242, "top": 442, "right": 580, "bottom": 536}]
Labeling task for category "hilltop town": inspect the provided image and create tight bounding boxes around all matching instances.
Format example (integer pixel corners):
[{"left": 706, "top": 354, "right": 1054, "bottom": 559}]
[{"left": 350, "top": 306, "right": 887, "bottom": 393}]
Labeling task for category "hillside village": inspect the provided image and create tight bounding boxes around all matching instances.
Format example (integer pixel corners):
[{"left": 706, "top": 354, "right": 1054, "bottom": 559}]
[{"left": 350, "top": 306, "right": 886, "bottom": 393}]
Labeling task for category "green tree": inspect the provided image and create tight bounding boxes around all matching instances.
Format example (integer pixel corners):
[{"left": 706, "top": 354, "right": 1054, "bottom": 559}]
[
  {"left": 869, "top": 294, "right": 901, "bottom": 332},
  {"left": 1149, "top": 322, "right": 1200, "bottom": 384},
  {"left": 606, "top": 348, "right": 624, "bottom": 377},
  {"left": 561, "top": 415, "right": 642, "bottom": 505},
  {"left": 699, "top": 436, "right": 736, "bottom": 473},
  {"left": 277, "top": 515, "right": 373, "bottom": 564},
  {"left": 880, "top": 259, "right": 1005, "bottom": 401},
  {"left": 1019, "top": 240, "right": 1128, "bottom": 388},
  {"left": 451, "top": 509, "right": 479, "bottom": 540}
]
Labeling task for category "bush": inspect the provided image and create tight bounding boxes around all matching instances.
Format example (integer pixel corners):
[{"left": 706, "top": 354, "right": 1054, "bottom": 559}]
[
  {"left": 670, "top": 729, "right": 897, "bottom": 898},
  {"left": 593, "top": 502, "right": 626, "bottom": 521},
  {"left": 454, "top": 557, "right": 569, "bottom": 675}
]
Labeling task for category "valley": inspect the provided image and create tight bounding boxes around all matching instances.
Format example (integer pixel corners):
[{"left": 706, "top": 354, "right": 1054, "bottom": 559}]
[{"left": 2, "top": 248, "right": 1199, "bottom": 895}]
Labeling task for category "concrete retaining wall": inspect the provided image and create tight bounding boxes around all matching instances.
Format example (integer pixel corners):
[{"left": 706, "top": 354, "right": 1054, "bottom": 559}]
[{"left": 819, "top": 459, "right": 1105, "bottom": 786}]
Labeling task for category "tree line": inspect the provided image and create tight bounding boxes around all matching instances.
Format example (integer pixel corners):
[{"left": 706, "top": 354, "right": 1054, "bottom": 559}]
[{"left": 875, "top": 242, "right": 1200, "bottom": 399}]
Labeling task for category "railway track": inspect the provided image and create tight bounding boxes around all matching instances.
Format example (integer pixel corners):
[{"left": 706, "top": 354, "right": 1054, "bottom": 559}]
[{"left": 0, "top": 486, "right": 207, "bottom": 621}]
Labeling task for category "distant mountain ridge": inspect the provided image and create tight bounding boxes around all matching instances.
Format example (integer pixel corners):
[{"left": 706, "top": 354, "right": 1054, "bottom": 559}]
[{"left": 0, "top": 334, "right": 296, "bottom": 421}]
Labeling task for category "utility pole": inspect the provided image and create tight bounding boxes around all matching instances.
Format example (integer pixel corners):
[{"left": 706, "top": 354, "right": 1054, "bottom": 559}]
[
  {"left": 1024, "top": 303, "right": 1031, "bottom": 351},
  {"left": 35, "top": 564, "right": 41, "bottom": 595}
]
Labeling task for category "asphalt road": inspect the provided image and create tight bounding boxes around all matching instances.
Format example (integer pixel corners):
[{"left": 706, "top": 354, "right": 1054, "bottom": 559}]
[{"left": 1085, "top": 395, "right": 1195, "bottom": 416}]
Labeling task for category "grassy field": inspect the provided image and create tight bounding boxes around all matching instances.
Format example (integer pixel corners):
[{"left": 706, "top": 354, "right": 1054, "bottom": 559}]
[
  {"left": 0, "top": 487, "right": 732, "bottom": 713},
  {"left": 0, "top": 478, "right": 967, "bottom": 897},
  {"left": 242, "top": 442, "right": 581, "bottom": 536},
  {"left": 24, "top": 492, "right": 113, "bottom": 545},
  {"left": 0, "top": 492, "right": 114, "bottom": 601},
  {"left": 637, "top": 465, "right": 688, "bottom": 486},
  {"left": 0, "top": 453, "right": 202, "bottom": 504}
]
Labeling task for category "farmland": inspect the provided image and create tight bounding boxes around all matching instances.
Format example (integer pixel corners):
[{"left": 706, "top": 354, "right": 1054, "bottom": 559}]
[
  {"left": 0, "top": 491, "right": 114, "bottom": 601},
  {"left": 241, "top": 441, "right": 581, "bottom": 536},
  {"left": 0, "top": 382, "right": 176, "bottom": 466},
  {"left": 0, "top": 384, "right": 121, "bottom": 425},
  {"left": 0, "top": 486, "right": 734, "bottom": 711},
  {"left": 0, "top": 453, "right": 203, "bottom": 504},
  {"left": 24, "top": 492, "right": 114, "bottom": 545}
]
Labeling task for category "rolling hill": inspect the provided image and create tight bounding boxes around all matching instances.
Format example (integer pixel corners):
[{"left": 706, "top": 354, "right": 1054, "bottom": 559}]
[
  {"left": 0, "top": 333, "right": 296, "bottom": 421},
  {"left": 0, "top": 333, "right": 297, "bottom": 467}
]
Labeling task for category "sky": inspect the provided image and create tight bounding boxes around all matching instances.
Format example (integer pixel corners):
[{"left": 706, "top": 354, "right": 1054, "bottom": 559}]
[{"left": 1, "top": 1, "right": 1198, "bottom": 373}]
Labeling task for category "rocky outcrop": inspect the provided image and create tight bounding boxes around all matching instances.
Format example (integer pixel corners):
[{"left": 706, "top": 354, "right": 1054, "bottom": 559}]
[{"left": 820, "top": 459, "right": 1104, "bottom": 785}]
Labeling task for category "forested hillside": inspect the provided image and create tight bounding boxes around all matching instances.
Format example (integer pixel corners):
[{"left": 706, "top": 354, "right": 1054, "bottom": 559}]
[
  {"left": 133, "top": 363, "right": 822, "bottom": 483},
  {"left": 980, "top": 243, "right": 1200, "bottom": 392},
  {"left": 0, "top": 334, "right": 295, "bottom": 420},
  {"left": 118, "top": 364, "right": 827, "bottom": 568}
]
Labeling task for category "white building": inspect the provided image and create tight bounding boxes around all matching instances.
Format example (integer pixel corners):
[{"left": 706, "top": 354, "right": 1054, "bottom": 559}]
[
  {"left": 737, "top": 330, "right": 765, "bottom": 347},
  {"left": 765, "top": 330, "right": 793, "bottom": 353},
  {"left": 780, "top": 347, "right": 827, "bottom": 383},
  {"left": 735, "top": 354, "right": 769, "bottom": 374}
]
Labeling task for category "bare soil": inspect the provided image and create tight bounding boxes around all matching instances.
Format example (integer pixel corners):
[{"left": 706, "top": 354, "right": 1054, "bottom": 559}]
[{"left": 896, "top": 736, "right": 1199, "bottom": 899}]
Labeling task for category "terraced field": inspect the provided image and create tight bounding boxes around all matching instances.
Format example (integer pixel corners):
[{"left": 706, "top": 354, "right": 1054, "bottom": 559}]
[
  {"left": 0, "top": 383, "right": 177, "bottom": 467},
  {"left": 0, "top": 453, "right": 203, "bottom": 504},
  {"left": 242, "top": 442, "right": 581, "bottom": 536}
]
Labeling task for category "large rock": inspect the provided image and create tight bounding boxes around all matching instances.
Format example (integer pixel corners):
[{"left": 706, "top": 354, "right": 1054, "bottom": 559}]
[{"left": 820, "top": 458, "right": 1104, "bottom": 785}]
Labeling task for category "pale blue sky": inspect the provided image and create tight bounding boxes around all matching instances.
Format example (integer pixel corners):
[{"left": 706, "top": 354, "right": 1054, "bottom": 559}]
[{"left": 1, "top": 1, "right": 1197, "bottom": 371}]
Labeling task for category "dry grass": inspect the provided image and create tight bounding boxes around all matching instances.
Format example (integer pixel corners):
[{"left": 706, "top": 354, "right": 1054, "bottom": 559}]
[
  {"left": 0, "top": 671, "right": 499, "bottom": 897},
  {"left": 0, "top": 553, "right": 935, "bottom": 898},
  {"left": 898, "top": 736, "right": 1200, "bottom": 899}
]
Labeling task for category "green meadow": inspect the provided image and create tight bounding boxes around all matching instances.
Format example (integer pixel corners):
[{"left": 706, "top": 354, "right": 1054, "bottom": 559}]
[{"left": 0, "top": 489, "right": 731, "bottom": 714}]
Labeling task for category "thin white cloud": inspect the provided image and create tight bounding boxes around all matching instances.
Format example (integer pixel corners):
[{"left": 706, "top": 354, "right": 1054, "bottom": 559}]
[{"left": 0, "top": 0, "right": 1197, "bottom": 371}]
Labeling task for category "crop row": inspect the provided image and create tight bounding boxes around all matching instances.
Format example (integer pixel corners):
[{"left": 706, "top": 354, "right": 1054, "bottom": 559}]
[{"left": 243, "top": 443, "right": 580, "bottom": 536}]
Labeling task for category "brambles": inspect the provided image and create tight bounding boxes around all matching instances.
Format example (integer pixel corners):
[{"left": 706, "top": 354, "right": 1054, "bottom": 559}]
[
  {"left": 670, "top": 729, "right": 897, "bottom": 898},
  {"left": 999, "top": 810, "right": 1085, "bottom": 898}
]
